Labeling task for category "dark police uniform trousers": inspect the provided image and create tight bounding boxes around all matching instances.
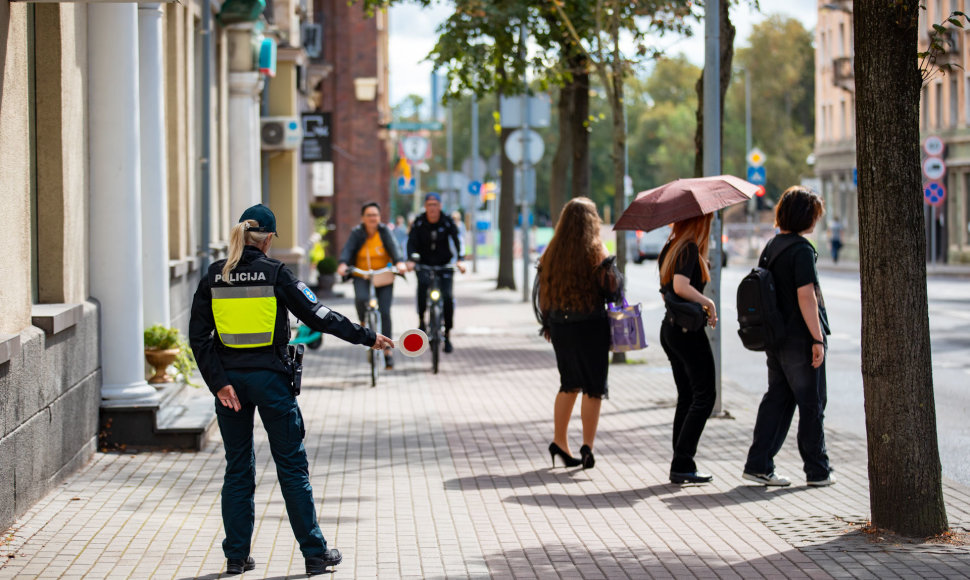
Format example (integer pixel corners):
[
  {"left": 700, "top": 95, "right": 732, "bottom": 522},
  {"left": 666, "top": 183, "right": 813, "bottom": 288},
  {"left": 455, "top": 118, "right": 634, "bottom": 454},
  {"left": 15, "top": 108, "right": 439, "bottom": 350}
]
[{"left": 190, "top": 245, "right": 375, "bottom": 560}]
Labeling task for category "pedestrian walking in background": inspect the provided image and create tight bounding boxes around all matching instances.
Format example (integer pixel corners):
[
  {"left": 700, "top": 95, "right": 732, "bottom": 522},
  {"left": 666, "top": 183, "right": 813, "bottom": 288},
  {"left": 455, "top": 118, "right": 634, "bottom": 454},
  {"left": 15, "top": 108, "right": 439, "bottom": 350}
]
[
  {"left": 392, "top": 215, "right": 410, "bottom": 252},
  {"left": 742, "top": 186, "right": 834, "bottom": 488},
  {"left": 658, "top": 214, "right": 718, "bottom": 484},
  {"left": 533, "top": 197, "right": 623, "bottom": 470},
  {"left": 336, "top": 202, "right": 407, "bottom": 369},
  {"left": 829, "top": 215, "right": 844, "bottom": 263},
  {"left": 189, "top": 204, "right": 394, "bottom": 576}
]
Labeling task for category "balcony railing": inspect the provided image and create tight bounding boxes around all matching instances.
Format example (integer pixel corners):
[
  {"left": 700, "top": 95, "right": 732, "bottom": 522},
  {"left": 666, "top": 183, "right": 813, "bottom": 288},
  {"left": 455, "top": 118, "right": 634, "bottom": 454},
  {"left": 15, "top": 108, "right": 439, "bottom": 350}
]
[{"left": 833, "top": 56, "right": 854, "bottom": 93}]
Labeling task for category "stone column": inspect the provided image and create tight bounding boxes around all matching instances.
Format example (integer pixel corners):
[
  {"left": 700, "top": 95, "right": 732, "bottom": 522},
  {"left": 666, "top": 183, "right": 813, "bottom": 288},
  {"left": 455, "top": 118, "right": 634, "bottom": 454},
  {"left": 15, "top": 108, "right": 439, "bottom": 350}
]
[
  {"left": 228, "top": 71, "right": 263, "bottom": 220},
  {"left": 89, "top": 5, "right": 160, "bottom": 407},
  {"left": 139, "top": 3, "right": 171, "bottom": 328}
]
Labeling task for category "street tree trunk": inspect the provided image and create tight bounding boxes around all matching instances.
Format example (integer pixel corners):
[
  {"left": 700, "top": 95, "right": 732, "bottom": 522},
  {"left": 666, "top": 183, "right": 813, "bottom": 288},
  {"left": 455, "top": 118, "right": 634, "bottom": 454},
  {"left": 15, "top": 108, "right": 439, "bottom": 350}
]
[
  {"left": 570, "top": 55, "right": 591, "bottom": 200},
  {"left": 549, "top": 82, "right": 573, "bottom": 227},
  {"left": 497, "top": 124, "right": 517, "bottom": 289},
  {"left": 853, "top": 0, "right": 948, "bottom": 537}
]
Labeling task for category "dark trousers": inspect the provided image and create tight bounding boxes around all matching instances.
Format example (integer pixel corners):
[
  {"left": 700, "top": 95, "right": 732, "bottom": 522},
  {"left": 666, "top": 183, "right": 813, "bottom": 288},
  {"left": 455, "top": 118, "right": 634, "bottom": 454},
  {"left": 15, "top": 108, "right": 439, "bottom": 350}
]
[
  {"left": 352, "top": 277, "right": 394, "bottom": 338},
  {"left": 744, "top": 337, "right": 830, "bottom": 480},
  {"left": 416, "top": 269, "right": 455, "bottom": 331},
  {"left": 660, "top": 321, "right": 716, "bottom": 473},
  {"left": 217, "top": 369, "right": 327, "bottom": 559}
]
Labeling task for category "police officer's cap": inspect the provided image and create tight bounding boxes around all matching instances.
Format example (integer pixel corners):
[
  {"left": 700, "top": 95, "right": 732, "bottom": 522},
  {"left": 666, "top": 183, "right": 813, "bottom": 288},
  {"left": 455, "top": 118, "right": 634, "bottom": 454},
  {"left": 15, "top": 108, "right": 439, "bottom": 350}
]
[{"left": 239, "top": 204, "right": 277, "bottom": 235}]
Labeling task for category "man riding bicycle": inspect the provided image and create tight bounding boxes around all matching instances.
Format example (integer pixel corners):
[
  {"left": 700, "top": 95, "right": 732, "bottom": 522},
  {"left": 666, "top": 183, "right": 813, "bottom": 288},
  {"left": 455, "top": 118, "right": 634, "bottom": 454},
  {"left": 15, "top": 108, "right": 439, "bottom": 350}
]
[{"left": 406, "top": 192, "right": 466, "bottom": 353}]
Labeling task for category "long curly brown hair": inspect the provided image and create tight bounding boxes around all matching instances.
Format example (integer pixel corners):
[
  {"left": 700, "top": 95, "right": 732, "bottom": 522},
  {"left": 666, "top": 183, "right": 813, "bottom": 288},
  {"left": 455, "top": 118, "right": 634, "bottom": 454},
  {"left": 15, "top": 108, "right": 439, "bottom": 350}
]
[{"left": 538, "top": 197, "right": 603, "bottom": 312}]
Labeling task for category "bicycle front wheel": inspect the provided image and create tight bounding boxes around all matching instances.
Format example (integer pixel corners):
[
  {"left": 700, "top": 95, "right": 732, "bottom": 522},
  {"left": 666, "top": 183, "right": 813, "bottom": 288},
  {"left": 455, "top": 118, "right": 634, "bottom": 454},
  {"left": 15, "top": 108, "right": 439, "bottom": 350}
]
[
  {"left": 429, "top": 302, "right": 441, "bottom": 374},
  {"left": 367, "top": 309, "right": 381, "bottom": 387}
]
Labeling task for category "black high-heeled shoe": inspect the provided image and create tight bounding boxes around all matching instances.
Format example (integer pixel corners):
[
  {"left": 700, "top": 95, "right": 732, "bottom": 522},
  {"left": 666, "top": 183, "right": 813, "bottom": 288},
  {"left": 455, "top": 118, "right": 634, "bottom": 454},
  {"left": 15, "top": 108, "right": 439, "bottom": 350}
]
[
  {"left": 548, "top": 442, "right": 582, "bottom": 467},
  {"left": 579, "top": 445, "right": 595, "bottom": 469}
]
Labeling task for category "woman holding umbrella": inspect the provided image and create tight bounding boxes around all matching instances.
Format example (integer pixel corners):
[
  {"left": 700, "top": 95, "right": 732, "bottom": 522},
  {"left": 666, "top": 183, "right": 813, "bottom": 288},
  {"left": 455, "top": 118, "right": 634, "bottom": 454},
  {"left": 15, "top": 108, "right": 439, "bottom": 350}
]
[
  {"left": 658, "top": 214, "right": 718, "bottom": 484},
  {"left": 615, "top": 175, "right": 759, "bottom": 485}
]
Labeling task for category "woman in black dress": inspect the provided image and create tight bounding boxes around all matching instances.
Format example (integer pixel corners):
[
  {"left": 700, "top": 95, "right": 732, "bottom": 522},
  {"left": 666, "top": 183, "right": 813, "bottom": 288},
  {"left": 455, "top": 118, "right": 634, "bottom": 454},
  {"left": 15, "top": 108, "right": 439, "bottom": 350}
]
[
  {"left": 535, "top": 198, "right": 623, "bottom": 470},
  {"left": 658, "top": 213, "right": 718, "bottom": 484}
]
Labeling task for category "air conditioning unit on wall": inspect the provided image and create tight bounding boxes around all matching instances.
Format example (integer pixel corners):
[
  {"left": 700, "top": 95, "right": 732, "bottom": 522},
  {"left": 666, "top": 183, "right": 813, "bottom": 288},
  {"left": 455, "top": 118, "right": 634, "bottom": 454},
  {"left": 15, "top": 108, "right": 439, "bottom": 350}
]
[{"left": 260, "top": 117, "right": 302, "bottom": 150}]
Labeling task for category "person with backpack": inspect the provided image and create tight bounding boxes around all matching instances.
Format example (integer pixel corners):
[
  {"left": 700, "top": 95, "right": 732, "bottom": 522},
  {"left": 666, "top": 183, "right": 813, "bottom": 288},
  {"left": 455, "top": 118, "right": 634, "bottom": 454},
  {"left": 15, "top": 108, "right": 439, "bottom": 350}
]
[
  {"left": 658, "top": 213, "right": 718, "bottom": 484},
  {"left": 741, "top": 186, "right": 834, "bottom": 488}
]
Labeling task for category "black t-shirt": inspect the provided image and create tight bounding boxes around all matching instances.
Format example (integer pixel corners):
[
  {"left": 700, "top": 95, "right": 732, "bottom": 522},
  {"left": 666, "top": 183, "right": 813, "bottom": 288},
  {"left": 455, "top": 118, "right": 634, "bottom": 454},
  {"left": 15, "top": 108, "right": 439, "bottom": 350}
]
[
  {"left": 658, "top": 241, "right": 705, "bottom": 295},
  {"left": 765, "top": 233, "right": 825, "bottom": 340}
]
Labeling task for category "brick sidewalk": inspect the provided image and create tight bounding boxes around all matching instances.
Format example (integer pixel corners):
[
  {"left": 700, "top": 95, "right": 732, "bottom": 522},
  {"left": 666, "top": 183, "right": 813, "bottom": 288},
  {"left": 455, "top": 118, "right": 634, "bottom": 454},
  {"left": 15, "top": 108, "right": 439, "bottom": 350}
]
[{"left": 2, "top": 260, "right": 970, "bottom": 579}]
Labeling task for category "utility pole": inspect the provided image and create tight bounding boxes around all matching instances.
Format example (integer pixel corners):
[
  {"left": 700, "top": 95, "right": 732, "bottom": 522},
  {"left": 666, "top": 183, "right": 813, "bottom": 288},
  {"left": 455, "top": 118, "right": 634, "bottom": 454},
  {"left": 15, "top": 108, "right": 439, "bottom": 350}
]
[
  {"left": 519, "top": 22, "right": 532, "bottom": 303},
  {"left": 471, "top": 96, "right": 480, "bottom": 273},
  {"left": 703, "top": 0, "right": 724, "bottom": 415}
]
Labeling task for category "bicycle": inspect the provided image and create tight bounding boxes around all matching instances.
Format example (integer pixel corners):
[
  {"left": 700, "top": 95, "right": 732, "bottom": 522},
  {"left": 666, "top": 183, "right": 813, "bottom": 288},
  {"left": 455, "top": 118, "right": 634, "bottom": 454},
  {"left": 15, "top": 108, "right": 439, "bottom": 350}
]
[
  {"left": 346, "top": 264, "right": 399, "bottom": 387},
  {"left": 413, "top": 264, "right": 454, "bottom": 374}
]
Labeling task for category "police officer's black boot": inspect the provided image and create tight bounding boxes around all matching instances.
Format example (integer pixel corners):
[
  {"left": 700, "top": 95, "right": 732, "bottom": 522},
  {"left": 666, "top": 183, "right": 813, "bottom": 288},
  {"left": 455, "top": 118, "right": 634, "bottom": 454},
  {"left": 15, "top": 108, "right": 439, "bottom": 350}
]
[
  {"left": 226, "top": 556, "right": 255, "bottom": 575},
  {"left": 306, "top": 549, "right": 342, "bottom": 575}
]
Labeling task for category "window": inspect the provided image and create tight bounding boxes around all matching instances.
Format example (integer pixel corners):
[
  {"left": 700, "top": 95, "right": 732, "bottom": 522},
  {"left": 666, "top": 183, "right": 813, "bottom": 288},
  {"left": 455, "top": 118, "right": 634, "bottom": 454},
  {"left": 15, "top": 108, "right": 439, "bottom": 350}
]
[
  {"left": 922, "top": 86, "right": 929, "bottom": 130},
  {"left": 840, "top": 100, "right": 847, "bottom": 140},
  {"left": 951, "top": 77, "right": 959, "bottom": 127},
  {"left": 936, "top": 81, "right": 944, "bottom": 128},
  {"left": 838, "top": 23, "right": 846, "bottom": 57}
]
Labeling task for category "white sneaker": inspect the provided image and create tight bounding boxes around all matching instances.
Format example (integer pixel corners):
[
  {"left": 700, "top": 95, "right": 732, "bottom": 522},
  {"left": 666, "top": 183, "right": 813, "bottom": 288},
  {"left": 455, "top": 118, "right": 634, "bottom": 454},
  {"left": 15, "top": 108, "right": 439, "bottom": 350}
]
[
  {"left": 807, "top": 474, "right": 837, "bottom": 487},
  {"left": 742, "top": 471, "right": 792, "bottom": 487}
]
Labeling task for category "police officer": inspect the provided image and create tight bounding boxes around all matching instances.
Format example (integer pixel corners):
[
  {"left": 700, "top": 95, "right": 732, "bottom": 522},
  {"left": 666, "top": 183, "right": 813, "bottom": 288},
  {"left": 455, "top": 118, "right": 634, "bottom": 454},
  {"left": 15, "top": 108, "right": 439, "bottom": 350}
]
[
  {"left": 406, "top": 192, "right": 465, "bottom": 352},
  {"left": 189, "top": 204, "right": 393, "bottom": 576}
]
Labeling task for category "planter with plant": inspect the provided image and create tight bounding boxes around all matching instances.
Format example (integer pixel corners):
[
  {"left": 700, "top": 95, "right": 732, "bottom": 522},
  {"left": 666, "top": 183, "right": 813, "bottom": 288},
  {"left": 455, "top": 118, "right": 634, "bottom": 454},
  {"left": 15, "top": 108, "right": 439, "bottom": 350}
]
[
  {"left": 144, "top": 324, "right": 198, "bottom": 385},
  {"left": 316, "top": 256, "right": 338, "bottom": 295}
]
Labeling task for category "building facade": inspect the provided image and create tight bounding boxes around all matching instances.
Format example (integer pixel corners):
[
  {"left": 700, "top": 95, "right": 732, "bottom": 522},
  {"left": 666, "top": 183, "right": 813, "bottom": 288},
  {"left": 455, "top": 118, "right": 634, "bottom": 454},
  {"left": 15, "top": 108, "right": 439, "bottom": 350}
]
[
  {"left": 0, "top": 0, "right": 385, "bottom": 533},
  {"left": 815, "top": 0, "right": 970, "bottom": 263}
]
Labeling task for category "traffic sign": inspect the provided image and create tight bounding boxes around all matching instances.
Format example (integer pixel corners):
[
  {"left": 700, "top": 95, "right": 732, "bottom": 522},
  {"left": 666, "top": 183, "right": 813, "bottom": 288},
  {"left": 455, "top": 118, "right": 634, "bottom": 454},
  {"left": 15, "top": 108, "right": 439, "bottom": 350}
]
[
  {"left": 504, "top": 129, "right": 544, "bottom": 165},
  {"left": 923, "top": 157, "right": 946, "bottom": 181},
  {"left": 924, "top": 181, "right": 946, "bottom": 206},
  {"left": 398, "top": 176, "right": 416, "bottom": 195},
  {"left": 401, "top": 135, "right": 430, "bottom": 162},
  {"left": 468, "top": 180, "right": 482, "bottom": 195},
  {"left": 747, "top": 147, "right": 766, "bottom": 167},
  {"left": 747, "top": 165, "right": 766, "bottom": 186},
  {"left": 924, "top": 136, "right": 945, "bottom": 157},
  {"left": 398, "top": 329, "right": 429, "bottom": 357}
]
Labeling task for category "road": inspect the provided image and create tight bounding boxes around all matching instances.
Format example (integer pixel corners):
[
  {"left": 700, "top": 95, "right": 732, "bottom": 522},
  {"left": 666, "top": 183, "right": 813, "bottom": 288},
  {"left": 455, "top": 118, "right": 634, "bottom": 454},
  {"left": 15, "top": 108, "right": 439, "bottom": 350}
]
[{"left": 622, "top": 259, "right": 970, "bottom": 486}]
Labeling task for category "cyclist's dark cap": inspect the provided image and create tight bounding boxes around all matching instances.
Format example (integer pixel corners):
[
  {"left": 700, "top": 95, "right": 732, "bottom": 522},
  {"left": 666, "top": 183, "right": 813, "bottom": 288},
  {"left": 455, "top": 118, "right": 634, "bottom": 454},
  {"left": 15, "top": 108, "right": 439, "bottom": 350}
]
[{"left": 424, "top": 192, "right": 441, "bottom": 203}]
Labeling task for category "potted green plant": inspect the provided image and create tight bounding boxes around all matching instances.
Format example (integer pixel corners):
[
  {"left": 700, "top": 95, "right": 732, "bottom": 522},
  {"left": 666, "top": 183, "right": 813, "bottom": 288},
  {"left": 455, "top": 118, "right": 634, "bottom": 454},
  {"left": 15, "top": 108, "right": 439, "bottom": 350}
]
[
  {"left": 316, "top": 255, "right": 338, "bottom": 295},
  {"left": 144, "top": 325, "right": 198, "bottom": 385}
]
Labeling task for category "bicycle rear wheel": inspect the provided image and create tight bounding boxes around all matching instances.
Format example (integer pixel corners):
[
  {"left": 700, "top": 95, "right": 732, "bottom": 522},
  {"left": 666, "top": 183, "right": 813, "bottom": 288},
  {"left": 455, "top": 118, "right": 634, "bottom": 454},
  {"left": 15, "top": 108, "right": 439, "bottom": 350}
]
[
  {"left": 367, "top": 309, "right": 381, "bottom": 387},
  {"left": 429, "top": 302, "right": 441, "bottom": 374}
]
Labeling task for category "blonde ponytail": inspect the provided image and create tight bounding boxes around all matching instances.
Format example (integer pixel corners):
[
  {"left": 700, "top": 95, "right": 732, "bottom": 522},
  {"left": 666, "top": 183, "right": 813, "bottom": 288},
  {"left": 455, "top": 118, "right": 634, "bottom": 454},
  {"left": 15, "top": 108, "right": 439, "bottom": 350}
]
[{"left": 221, "top": 220, "right": 271, "bottom": 283}]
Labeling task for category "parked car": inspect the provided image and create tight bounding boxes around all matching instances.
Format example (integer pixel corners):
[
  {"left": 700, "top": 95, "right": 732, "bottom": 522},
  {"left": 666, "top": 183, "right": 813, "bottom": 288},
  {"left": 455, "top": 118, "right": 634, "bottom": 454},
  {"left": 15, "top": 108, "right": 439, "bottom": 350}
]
[
  {"left": 633, "top": 226, "right": 672, "bottom": 263},
  {"left": 632, "top": 226, "right": 728, "bottom": 267}
]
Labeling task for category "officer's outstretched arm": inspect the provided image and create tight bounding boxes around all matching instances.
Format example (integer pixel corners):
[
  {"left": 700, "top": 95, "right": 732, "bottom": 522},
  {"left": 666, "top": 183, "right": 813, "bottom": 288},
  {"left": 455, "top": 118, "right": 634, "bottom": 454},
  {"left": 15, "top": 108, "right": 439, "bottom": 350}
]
[{"left": 278, "top": 268, "right": 376, "bottom": 347}]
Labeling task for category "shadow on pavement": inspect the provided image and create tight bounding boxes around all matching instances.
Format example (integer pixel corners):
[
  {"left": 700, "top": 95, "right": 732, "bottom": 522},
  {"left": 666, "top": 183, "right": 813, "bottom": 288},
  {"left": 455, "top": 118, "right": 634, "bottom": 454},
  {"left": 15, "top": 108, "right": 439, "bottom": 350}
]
[{"left": 502, "top": 483, "right": 676, "bottom": 510}]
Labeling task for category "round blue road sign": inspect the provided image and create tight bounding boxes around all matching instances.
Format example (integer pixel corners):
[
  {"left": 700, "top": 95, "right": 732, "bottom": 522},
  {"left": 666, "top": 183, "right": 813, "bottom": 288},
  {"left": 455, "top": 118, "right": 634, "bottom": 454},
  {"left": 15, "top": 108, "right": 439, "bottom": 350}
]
[{"left": 923, "top": 181, "right": 946, "bottom": 207}]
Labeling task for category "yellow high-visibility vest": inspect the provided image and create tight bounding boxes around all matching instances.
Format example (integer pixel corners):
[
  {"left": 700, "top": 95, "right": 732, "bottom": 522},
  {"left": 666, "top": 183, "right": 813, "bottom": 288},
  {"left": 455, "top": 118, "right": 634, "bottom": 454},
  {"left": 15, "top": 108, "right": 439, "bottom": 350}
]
[{"left": 212, "top": 285, "right": 277, "bottom": 348}]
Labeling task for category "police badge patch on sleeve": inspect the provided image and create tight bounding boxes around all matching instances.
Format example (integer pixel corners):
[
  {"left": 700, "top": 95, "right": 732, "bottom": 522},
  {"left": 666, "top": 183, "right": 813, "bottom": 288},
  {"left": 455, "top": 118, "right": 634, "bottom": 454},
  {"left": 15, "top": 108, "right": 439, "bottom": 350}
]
[{"left": 297, "top": 281, "right": 318, "bottom": 304}]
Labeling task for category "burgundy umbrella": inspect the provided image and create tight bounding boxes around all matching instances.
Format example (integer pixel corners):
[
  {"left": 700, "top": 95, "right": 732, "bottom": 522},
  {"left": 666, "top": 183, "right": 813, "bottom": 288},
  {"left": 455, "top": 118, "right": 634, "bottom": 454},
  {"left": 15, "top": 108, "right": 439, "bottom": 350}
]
[{"left": 614, "top": 175, "right": 760, "bottom": 232}]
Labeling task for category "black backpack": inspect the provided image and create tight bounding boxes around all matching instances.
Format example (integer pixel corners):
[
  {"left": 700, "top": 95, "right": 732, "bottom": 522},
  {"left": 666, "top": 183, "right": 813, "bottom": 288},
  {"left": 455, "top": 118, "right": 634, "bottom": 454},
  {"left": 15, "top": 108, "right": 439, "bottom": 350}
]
[{"left": 736, "top": 236, "right": 810, "bottom": 351}]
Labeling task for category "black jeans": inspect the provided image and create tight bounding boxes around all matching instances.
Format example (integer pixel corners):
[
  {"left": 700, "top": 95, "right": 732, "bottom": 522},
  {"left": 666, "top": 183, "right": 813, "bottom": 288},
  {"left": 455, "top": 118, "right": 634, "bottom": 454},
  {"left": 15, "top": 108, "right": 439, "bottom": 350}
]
[
  {"left": 660, "top": 320, "right": 716, "bottom": 473},
  {"left": 352, "top": 277, "right": 394, "bottom": 338},
  {"left": 744, "top": 336, "right": 830, "bottom": 481},
  {"left": 416, "top": 269, "right": 455, "bottom": 331}
]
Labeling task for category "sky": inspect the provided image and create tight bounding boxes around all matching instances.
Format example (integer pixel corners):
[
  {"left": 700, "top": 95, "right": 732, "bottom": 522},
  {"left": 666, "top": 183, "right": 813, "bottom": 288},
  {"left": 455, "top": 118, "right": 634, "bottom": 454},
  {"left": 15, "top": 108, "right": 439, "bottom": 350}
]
[{"left": 387, "top": 1, "right": 818, "bottom": 110}]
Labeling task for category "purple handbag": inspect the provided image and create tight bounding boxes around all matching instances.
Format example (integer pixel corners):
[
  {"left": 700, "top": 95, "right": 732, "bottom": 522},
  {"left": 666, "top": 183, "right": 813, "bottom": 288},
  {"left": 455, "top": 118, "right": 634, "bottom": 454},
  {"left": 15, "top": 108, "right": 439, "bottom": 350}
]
[{"left": 608, "top": 297, "right": 647, "bottom": 352}]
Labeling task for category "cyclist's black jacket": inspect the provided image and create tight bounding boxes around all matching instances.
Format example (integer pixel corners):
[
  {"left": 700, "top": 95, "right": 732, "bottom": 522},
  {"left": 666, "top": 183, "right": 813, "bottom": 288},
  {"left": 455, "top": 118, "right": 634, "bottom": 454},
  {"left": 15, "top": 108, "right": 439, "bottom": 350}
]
[
  {"left": 406, "top": 212, "right": 464, "bottom": 266},
  {"left": 189, "top": 245, "right": 376, "bottom": 395}
]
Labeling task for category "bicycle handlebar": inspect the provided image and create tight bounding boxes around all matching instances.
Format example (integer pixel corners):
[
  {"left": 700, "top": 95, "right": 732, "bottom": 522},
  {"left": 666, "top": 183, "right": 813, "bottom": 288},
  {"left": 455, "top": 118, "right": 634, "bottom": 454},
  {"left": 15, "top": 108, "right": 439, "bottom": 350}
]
[{"left": 412, "top": 264, "right": 455, "bottom": 272}]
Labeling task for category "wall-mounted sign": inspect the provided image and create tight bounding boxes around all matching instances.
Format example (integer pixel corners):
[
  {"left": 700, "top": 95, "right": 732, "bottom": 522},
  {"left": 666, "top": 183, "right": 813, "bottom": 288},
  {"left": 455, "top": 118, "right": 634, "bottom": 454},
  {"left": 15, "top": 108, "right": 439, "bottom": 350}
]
[{"left": 301, "top": 112, "right": 331, "bottom": 163}]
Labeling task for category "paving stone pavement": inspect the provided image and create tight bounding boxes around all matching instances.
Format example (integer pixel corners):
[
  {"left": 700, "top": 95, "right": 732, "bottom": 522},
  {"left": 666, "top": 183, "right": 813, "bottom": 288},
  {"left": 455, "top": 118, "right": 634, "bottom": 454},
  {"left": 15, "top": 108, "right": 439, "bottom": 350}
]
[{"left": 2, "top": 259, "right": 970, "bottom": 579}]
